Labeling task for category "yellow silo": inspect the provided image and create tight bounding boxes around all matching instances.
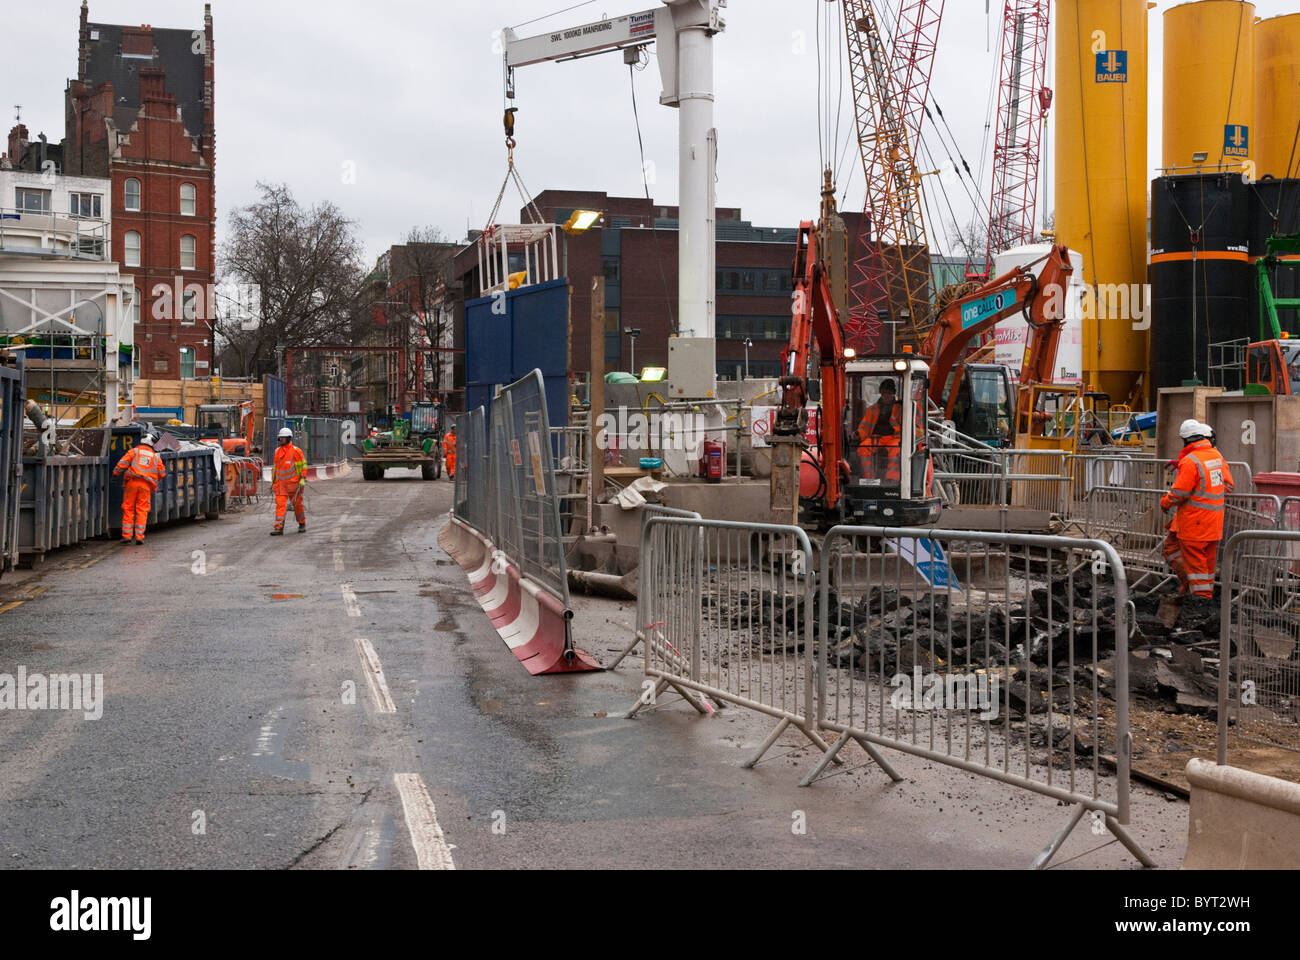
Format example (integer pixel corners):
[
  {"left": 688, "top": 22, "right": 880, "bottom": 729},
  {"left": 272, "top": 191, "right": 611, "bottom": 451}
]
[
  {"left": 1162, "top": 1, "right": 1255, "bottom": 173},
  {"left": 1054, "top": 0, "right": 1150, "bottom": 403},
  {"left": 1255, "top": 13, "right": 1300, "bottom": 179}
]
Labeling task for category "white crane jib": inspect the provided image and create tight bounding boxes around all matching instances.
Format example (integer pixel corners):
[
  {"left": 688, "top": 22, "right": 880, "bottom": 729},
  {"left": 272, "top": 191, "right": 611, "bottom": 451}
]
[{"left": 501, "top": 0, "right": 725, "bottom": 398}]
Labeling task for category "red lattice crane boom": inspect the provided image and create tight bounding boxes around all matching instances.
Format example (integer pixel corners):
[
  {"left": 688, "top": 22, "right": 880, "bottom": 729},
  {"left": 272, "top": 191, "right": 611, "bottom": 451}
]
[
  {"left": 983, "top": 1, "right": 1052, "bottom": 276},
  {"left": 842, "top": 0, "right": 946, "bottom": 352}
]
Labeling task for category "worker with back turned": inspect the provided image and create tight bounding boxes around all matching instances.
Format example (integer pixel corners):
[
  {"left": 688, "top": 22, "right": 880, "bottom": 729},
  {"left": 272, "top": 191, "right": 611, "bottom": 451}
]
[
  {"left": 270, "top": 427, "right": 307, "bottom": 536},
  {"left": 1162, "top": 419, "right": 1233, "bottom": 605},
  {"left": 113, "top": 432, "right": 166, "bottom": 544}
]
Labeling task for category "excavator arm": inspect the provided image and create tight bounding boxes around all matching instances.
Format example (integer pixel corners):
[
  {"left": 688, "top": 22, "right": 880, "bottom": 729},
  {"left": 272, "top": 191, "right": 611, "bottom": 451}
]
[
  {"left": 776, "top": 221, "right": 848, "bottom": 511},
  {"left": 923, "top": 243, "right": 1073, "bottom": 419}
]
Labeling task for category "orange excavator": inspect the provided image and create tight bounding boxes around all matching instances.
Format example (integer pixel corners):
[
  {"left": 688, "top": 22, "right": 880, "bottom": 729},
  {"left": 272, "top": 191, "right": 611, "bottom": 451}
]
[
  {"left": 921, "top": 244, "right": 1076, "bottom": 447},
  {"left": 775, "top": 222, "right": 942, "bottom": 528}
]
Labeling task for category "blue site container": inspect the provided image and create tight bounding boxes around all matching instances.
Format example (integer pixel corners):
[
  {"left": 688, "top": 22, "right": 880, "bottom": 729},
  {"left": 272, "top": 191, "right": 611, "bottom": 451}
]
[
  {"left": 1, "top": 354, "right": 24, "bottom": 575},
  {"left": 108, "top": 427, "right": 226, "bottom": 537},
  {"left": 18, "top": 428, "right": 113, "bottom": 566}
]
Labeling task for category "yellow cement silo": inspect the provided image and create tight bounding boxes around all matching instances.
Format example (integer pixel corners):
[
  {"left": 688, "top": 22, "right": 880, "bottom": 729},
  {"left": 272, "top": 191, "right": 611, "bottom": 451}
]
[
  {"left": 1162, "top": 1, "right": 1255, "bottom": 173},
  {"left": 1054, "top": 0, "right": 1150, "bottom": 402},
  {"left": 1255, "top": 13, "right": 1300, "bottom": 179}
]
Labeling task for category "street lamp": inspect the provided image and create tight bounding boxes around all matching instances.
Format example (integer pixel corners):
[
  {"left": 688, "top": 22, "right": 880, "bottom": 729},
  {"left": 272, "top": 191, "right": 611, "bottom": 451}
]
[
  {"left": 743, "top": 337, "right": 753, "bottom": 381},
  {"left": 624, "top": 327, "right": 641, "bottom": 377}
]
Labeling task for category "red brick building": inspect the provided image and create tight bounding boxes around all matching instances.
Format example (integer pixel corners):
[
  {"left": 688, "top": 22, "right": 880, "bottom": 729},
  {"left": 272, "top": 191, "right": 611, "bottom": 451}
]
[
  {"left": 63, "top": 2, "right": 216, "bottom": 380},
  {"left": 450, "top": 189, "right": 798, "bottom": 406}
]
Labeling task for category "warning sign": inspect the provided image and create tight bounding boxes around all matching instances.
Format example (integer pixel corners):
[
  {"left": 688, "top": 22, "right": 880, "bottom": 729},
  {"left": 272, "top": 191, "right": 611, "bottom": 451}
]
[
  {"left": 750, "top": 406, "right": 775, "bottom": 448},
  {"left": 527, "top": 430, "right": 546, "bottom": 495},
  {"left": 511, "top": 438, "right": 522, "bottom": 467}
]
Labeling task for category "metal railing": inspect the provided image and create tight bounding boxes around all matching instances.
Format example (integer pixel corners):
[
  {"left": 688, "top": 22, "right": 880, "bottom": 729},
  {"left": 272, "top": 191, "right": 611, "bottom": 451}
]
[
  {"left": 0, "top": 355, "right": 22, "bottom": 576},
  {"left": 932, "top": 447, "right": 1071, "bottom": 517},
  {"left": 811, "top": 525, "right": 1152, "bottom": 868},
  {"left": 1218, "top": 530, "right": 1300, "bottom": 767},
  {"left": 628, "top": 516, "right": 831, "bottom": 768}
]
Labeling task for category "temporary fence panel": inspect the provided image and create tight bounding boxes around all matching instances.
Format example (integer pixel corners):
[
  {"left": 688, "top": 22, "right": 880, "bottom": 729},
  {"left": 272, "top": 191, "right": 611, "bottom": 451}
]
[
  {"left": 488, "top": 371, "right": 569, "bottom": 604},
  {"left": 812, "top": 526, "right": 1152, "bottom": 868},
  {"left": 0, "top": 354, "right": 22, "bottom": 575},
  {"left": 630, "top": 516, "right": 831, "bottom": 768},
  {"left": 288, "top": 417, "right": 348, "bottom": 465},
  {"left": 18, "top": 429, "right": 112, "bottom": 565},
  {"left": 452, "top": 408, "right": 488, "bottom": 534},
  {"left": 1218, "top": 530, "right": 1300, "bottom": 764}
]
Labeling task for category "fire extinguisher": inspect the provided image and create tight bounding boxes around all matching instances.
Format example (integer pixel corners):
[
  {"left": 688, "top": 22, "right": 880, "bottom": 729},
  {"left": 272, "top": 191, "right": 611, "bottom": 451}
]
[{"left": 701, "top": 439, "right": 724, "bottom": 483}]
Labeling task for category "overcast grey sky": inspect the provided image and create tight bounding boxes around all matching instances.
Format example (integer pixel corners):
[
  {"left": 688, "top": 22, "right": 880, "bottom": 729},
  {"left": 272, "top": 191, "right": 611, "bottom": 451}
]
[{"left": 5, "top": 0, "right": 1296, "bottom": 266}]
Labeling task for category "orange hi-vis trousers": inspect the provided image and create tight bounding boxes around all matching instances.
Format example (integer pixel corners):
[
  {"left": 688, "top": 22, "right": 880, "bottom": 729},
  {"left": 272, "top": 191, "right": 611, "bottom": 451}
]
[
  {"left": 1163, "top": 533, "right": 1218, "bottom": 599},
  {"left": 274, "top": 482, "right": 305, "bottom": 530},
  {"left": 121, "top": 479, "right": 153, "bottom": 541}
]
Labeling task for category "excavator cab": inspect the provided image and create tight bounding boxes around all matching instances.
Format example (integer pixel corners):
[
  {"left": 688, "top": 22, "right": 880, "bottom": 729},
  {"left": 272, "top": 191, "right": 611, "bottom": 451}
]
[
  {"left": 1246, "top": 339, "right": 1300, "bottom": 396},
  {"left": 949, "top": 363, "right": 1015, "bottom": 446},
  {"left": 842, "top": 355, "right": 942, "bottom": 526}
]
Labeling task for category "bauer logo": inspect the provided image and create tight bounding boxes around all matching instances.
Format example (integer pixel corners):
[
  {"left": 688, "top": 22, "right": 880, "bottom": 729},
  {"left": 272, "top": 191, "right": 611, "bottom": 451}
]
[{"left": 1095, "top": 49, "right": 1127, "bottom": 83}]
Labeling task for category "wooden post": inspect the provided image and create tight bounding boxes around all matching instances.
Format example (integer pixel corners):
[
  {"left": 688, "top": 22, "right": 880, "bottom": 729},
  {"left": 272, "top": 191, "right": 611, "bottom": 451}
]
[{"left": 590, "top": 277, "right": 605, "bottom": 511}]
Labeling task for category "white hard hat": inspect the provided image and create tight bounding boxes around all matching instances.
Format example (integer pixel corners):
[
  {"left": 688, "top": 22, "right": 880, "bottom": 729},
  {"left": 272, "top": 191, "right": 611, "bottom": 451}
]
[
  {"left": 141, "top": 432, "right": 158, "bottom": 446},
  {"left": 1179, "top": 419, "right": 1210, "bottom": 441},
  {"left": 278, "top": 428, "right": 293, "bottom": 440}
]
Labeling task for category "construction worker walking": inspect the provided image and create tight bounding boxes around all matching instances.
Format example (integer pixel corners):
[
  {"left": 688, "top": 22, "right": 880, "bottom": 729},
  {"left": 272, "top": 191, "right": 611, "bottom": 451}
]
[
  {"left": 113, "top": 433, "right": 166, "bottom": 544},
  {"left": 1161, "top": 419, "right": 1234, "bottom": 605},
  {"left": 443, "top": 426, "right": 457, "bottom": 480},
  {"left": 270, "top": 427, "right": 307, "bottom": 536}
]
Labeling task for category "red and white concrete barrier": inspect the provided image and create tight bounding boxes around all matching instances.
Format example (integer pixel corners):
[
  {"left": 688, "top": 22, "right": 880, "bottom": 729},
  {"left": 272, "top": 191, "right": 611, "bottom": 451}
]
[{"left": 438, "top": 515, "right": 600, "bottom": 676}]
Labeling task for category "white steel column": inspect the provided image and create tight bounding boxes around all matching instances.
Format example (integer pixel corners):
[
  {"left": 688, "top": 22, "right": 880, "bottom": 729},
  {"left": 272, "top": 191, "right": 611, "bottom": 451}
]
[{"left": 676, "top": 23, "right": 715, "bottom": 340}]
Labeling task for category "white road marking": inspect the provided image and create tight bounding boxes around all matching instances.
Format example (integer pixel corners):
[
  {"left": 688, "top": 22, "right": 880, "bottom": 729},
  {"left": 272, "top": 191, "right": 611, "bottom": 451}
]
[
  {"left": 341, "top": 583, "right": 361, "bottom": 617},
  {"left": 354, "top": 637, "right": 396, "bottom": 714},
  {"left": 393, "top": 773, "right": 455, "bottom": 870},
  {"left": 333, "top": 548, "right": 344, "bottom": 572},
  {"left": 252, "top": 707, "right": 282, "bottom": 757}
]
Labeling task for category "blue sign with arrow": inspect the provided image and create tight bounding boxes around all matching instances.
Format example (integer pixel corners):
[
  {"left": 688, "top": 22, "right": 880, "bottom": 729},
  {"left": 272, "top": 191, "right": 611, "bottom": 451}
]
[
  {"left": 1095, "top": 49, "right": 1127, "bottom": 83},
  {"left": 1224, "top": 125, "right": 1249, "bottom": 158}
]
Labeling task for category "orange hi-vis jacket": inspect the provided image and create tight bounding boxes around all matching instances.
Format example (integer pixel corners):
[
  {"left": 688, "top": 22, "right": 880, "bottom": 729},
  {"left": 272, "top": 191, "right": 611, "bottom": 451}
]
[
  {"left": 857, "top": 401, "right": 902, "bottom": 446},
  {"left": 1161, "top": 439, "right": 1234, "bottom": 541},
  {"left": 273, "top": 443, "right": 307, "bottom": 491},
  {"left": 114, "top": 443, "right": 166, "bottom": 491}
]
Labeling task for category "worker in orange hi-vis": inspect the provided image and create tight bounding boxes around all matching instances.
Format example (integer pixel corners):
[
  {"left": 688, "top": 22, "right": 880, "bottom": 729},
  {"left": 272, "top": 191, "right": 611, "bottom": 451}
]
[
  {"left": 1161, "top": 419, "right": 1234, "bottom": 603},
  {"left": 113, "top": 433, "right": 166, "bottom": 545},
  {"left": 856, "top": 379, "right": 904, "bottom": 483},
  {"left": 443, "top": 426, "right": 457, "bottom": 480},
  {"left": 270, "top": 427, "right": 307, "bottom": 536}
]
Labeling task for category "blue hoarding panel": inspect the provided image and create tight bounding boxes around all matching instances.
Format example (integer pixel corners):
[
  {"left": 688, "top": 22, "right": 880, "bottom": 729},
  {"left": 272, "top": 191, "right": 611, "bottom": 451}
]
[{"left": 465, "top": 278, "right": 569, "bottom": 426}]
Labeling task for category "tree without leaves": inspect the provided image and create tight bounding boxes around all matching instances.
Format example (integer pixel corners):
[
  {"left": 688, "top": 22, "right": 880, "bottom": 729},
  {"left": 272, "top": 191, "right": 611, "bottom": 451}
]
[
  {"left": 216, "top": 183, "right": 367, "bottom": 378},
  {"left": 388, "top": 227, "right": 462, "bottom": 402}
]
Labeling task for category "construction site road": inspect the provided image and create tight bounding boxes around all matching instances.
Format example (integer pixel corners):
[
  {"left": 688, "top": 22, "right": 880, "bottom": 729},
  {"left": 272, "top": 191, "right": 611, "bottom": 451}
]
[{"left": 0, "top": 470, "right": 1190, "bottom": 869}]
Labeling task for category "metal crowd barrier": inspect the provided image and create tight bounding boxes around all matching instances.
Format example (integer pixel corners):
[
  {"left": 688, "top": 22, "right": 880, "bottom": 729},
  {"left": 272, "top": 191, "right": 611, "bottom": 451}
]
[
  {"left": 628, "top": 516, "right": 834, "bottom": 768},
  {"left": 1065, "top": 454, "right": 1254, "bottom": 525},
  {"left": 1218, "top": 530, "right": 1300, "bottom": 766},
  {"left": 224, "top": 456, "right": 263, "bottom": 505},
  {"left": 810, "top": 526, "right": 1150, "bottom": 868}
]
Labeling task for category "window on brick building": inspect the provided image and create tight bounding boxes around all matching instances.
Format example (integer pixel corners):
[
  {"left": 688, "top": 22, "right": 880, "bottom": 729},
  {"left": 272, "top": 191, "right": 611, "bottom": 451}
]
[
  {"left": 131, "top": 287, "right": 142, "bottom": 325},
  {"left": 602, "top": 257, "right": 620, "bottom": 284},
  {"left": 124, "top": 231, "right": 141, "bottom": 267},
  {"left": 181, "top": 235, "right": 197, "bottom": 270},
  {"left": 181, "top": 290, "right": 198, "bottom": 324},
  {"left": 180, "top": 183, "right": 196, "bottom": 216},
  {"left": 124, "top": 178, "right": 141, "bottom": 211},
  {"left": 179, "top": 346, "right": 195, "bottom": 380}
]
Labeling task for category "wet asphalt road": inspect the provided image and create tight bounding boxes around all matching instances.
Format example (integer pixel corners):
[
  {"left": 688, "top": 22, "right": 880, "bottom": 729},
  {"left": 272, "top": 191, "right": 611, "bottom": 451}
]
[{"left": 0, "top": 469, "right": 1189, "bottom": 869}]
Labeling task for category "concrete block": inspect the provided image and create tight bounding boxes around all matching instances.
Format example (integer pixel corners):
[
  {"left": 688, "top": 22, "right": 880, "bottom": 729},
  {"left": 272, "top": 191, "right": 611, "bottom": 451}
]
[{"left": 1183, "top": 758, "right": 1300, "bottom": 869}]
